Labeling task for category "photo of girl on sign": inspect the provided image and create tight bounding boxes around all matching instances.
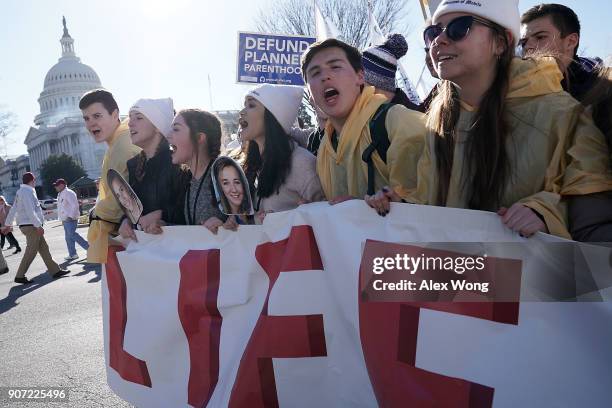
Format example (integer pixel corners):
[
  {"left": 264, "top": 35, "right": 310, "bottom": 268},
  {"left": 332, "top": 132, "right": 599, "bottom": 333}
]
[
  {"left": 107, "top": 169, "right": 143, "bottom": 225},
  {"left": 212, "top": 156, "right": 254, "bottom": 224}
]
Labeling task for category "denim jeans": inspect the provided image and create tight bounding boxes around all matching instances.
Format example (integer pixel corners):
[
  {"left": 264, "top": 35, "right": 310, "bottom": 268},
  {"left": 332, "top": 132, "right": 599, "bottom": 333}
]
[{"left": 63, "top": 219, "right": 89, "bottom": 257}]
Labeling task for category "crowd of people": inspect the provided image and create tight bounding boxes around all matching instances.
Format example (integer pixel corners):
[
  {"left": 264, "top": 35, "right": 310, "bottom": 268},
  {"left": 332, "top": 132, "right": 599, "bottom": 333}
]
[
  {"left": 0, "top": 172, "right": 69, "bottom": 283},
  {"left": 2, "top": 1, "right": 611, "bottom": 283},
  {"left": 72, "top": 0, "right": 612, "bottom": 262}
]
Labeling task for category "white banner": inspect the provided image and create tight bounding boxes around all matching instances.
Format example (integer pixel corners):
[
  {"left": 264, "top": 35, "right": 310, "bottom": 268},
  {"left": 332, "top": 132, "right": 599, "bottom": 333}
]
[{"left": 102, "top": 201, "right": 612, "bottom": 407}]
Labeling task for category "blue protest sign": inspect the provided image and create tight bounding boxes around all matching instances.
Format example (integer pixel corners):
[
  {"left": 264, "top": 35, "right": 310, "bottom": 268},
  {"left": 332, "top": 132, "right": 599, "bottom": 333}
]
[{"left": 236, "top": 32, "right": 316, "bottom": 86}]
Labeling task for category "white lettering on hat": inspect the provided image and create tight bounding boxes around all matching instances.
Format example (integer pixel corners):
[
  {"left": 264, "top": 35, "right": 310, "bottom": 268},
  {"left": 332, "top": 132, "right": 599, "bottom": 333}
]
[{"left": 442, "top": 0, "right": 482, "bottom": 6}]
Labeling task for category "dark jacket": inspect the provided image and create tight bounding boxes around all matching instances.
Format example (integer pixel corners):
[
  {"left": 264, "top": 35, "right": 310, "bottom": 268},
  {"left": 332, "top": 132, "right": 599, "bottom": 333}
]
[
  {"left": 568, "top": 191, "right": 612, "bottom": 242},
  {"left": 564, "top": 57, "right": 601, "bottom": 102},
  {"left": 391, "top": 87, "right": 437, "bottom": 114},
  {"left": 390, "top": 88, "right": 420, "bottom": 112},
  {"left": 565, "top": 57, "right": 612, "bottom": 242},
  {"left": 307, "top": 127, "right": 325, "bottom": 156},
  {"left": 127, "top": 139, "right": 191, "bottom": 225},
  {"left": 563, "top": 57, "right": 611, "bottom": 149}
]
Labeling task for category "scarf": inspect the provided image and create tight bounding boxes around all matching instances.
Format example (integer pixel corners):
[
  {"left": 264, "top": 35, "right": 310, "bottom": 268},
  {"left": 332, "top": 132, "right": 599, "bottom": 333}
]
[{"left": 317, "top": 86, "right": 387, "bottom": 198}]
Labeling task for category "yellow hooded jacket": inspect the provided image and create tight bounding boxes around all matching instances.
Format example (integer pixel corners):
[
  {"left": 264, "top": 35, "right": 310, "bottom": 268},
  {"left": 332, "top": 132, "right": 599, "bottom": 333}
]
[
  {"left": 317, "top": 85, "right": 426, "bottom": 199},
  {"left": 87, "top": 120, "right": 141, "bottom": 263},
  {"left": 400, "top": 57, "right": 612, "bottom": 238}
]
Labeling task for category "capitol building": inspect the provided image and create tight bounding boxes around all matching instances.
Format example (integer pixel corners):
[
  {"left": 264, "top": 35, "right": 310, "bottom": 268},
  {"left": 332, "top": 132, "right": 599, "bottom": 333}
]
[
  {"left": 0, "top": 18, "right": 106, "bottom": 201},
  {"left": 0, "top": 18, "right": 241, "bottom": 201}
]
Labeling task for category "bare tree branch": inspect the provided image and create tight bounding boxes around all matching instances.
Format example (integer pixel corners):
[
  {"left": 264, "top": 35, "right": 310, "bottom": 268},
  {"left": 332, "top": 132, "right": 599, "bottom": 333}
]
[
  {"left": 255, "top": 0, "right": 410, "bottom": 49},
  {"left": 0, "top": 108, "right": 18, "bottom": 159},
  {"left": 0, "top": 110, "right": 17, "bottom": 140}
]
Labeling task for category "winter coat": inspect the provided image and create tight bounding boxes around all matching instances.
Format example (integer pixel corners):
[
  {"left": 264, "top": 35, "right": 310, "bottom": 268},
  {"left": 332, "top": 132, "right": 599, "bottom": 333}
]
[
  {"left": 565, "top": 57, "right": 612, "bottom": 241},
  {"left": 317, "top": 86, "right": 426, "bottom": 199},
  {"left": 256, "top": 143, "right": 324, "bottom": 213},
  {"left": 87, "top": 120, "right": 141, "bottom": 263},
  {"left": 127, "top": 139, "right": 190, "bottom": 225},
  {"left": 390, "top": 88, "right": 421, "bottom": 112},
  {"left": 399, "top": 57, "right": 612, "bottom": 239},
  {"left": 564, "top": 57, "right": 601, "bottom": 102}
]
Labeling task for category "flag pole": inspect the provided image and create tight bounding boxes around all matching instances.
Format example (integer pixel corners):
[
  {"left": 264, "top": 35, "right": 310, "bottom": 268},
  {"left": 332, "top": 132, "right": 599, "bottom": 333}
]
[
  {"left": 415, "top": 0, "right": 434, "bottom": 97},
  {"left": 418, "top": 0, "right": 429, "bottom": 21},
  {"left": 208, "top": 74, "right": 214, "bottom": 111}
]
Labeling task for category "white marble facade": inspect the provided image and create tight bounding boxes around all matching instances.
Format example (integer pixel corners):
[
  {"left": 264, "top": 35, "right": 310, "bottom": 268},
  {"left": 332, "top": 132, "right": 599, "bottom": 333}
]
[{"left": 25, "top": 117, "right": 106, "bottom": 182}]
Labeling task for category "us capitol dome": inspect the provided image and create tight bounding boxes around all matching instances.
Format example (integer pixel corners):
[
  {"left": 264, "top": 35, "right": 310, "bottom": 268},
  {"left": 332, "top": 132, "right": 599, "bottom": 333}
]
[
  {"left": 22, "top": 17, "right": 107, "bottom": 189},
  {"left": 34, "top": 17, "right": 101, "bottom": 127}
]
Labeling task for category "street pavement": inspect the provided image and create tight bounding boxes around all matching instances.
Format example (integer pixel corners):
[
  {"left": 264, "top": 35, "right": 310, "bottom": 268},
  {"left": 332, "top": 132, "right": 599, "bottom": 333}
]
[{"left": 0, "top": 221, "right": 132, "bottom": 407}]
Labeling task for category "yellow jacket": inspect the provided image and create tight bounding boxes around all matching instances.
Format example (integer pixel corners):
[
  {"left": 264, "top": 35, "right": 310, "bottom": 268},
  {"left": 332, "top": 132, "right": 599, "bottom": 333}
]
[
  {"left": 87, "top": 120, "right": 141, "bottom": 263},
  {"left": 400, "top": 57, "right": 612, "bottom": 238},
  {"left": 317, "top": 86, "right": 426, "bottom": 199}
]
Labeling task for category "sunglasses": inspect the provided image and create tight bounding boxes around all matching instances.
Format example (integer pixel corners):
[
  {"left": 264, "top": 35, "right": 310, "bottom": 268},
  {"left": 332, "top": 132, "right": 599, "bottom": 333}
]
[{"left": 423, "top": 15, "right": 496, "bottom": 49}]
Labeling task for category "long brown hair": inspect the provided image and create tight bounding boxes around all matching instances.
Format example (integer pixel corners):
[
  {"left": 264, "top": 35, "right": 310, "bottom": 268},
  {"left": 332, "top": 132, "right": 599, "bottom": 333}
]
[
  {"left": 177, "top": 109, "right": 222, "bottom": 174},
  {"left": 243, "top": 109, "right": 294, "bottom": 199},
  {"left": 428, "top": 21, "right": 514, "bottom": 210}
]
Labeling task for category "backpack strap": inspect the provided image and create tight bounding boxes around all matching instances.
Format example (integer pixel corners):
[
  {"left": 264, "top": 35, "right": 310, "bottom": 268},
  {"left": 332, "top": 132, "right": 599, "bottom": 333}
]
[{"left": 362, "top": 103, "right": 394, "bottom": 195}]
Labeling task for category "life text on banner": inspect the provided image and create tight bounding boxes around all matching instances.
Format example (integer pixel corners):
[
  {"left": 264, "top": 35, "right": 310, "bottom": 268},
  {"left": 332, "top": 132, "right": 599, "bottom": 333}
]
[{"left": 102, "top": 201, "right": 612, "bottom": 408}]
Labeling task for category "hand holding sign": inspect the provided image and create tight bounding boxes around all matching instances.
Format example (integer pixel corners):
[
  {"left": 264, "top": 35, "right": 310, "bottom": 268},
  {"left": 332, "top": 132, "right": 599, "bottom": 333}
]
[{"left": 237, "top": 32, "right": 316, "bottom": 85}]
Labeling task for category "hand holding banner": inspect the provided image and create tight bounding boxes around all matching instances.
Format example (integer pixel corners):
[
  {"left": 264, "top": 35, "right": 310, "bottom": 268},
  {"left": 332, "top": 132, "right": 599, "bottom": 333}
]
[{"left": 103, "top": 201, "right": 612, "bottom": 407}]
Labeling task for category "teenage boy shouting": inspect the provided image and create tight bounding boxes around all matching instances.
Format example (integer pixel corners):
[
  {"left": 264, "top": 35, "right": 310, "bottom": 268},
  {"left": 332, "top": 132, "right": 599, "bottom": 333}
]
[
  {"left": 79, "top": 89, "right": 141, "bottom": 263},
  {"left": 301, "top": 39, "right": 426, "bottom": 216}
]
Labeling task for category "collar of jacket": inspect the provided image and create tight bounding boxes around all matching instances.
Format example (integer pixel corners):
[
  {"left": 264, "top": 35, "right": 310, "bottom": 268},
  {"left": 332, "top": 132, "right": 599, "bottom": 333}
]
[
  {"left": 322, "top": 86, "right": 387, "bottom": 164},
  {"left": 565, "top": 57, "right": 599, "bottom": 102},
  {"left": 58, "top": 187, "right": 71, "bottom": 196},
  {"left": 106, "top": 119, "right": 129, "bottom": 147},
  {"left": 133, "top": 138, "right": 172, "bottom": 172},
  {"left": 391, "top": 88, "right": 420, "bottom": 111},
  {"left": 150, "top": 137, "right": 171, "bottom": 164},
  {"left": 506, "top": 56, "right": 564, "bottom": 100}
]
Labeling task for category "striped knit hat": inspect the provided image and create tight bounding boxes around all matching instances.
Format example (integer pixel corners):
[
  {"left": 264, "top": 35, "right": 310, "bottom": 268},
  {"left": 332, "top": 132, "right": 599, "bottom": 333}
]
[{"left": 362, "top": 33, "right": 408, "bottom": 92}]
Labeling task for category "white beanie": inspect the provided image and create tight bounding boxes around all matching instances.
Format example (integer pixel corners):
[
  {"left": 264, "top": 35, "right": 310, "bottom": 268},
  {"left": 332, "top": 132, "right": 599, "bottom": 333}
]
[
  {"left": 129, "top": 98, "right": 174, "bottom": 138},
  {"left": 432, "top": 0, "right": 520, "bottom": 47},
  {"left": 246, "top": 84, "right": 304, "bottom": 134}
]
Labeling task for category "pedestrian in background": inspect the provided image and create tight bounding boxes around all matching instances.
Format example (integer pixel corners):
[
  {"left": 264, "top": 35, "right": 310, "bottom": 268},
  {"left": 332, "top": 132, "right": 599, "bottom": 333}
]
[
  {"left": 2, "top": 172, "right": 68, "bottom": 284},
  {"left": 0, "top": 195, "right": 22, "bottom": 254},
  {"left": 54, "top": 178, "right": 89, "bottom": 260}
]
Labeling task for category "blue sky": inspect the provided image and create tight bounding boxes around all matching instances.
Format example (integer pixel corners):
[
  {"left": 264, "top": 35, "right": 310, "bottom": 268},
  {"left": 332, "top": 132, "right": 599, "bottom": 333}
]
[{"left": 0, "top": 0, "right": 610, "bottom": 157}]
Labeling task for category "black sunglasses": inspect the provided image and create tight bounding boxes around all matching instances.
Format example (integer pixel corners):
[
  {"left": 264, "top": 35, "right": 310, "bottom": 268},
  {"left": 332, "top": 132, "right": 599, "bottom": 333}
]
[{"left": 423, "top": 15, "right": 496, "bottom": 49}]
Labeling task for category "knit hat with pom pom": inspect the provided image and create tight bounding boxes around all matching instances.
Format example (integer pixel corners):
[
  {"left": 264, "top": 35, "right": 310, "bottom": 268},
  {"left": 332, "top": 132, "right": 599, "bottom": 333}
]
[{"left": 362, "top": 33, "right": 408, "bottom": 92}]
